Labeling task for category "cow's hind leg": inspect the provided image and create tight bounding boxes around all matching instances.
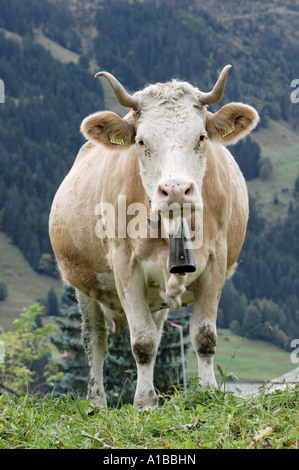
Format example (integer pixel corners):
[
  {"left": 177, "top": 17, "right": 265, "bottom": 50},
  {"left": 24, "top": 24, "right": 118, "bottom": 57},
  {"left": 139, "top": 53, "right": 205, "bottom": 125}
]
[{"left": 76, "top": 289, "right": 108, "bottom": 407}]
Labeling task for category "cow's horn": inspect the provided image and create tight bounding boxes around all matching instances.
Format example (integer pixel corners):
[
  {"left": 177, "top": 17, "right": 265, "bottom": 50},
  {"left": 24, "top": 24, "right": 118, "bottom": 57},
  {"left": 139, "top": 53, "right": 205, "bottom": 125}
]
[
  {"left": 95, "top": 71, "right": 138, "bottom": 109},
  {"left": 199, "top": 64, "right": 231, "bottom": 106}
]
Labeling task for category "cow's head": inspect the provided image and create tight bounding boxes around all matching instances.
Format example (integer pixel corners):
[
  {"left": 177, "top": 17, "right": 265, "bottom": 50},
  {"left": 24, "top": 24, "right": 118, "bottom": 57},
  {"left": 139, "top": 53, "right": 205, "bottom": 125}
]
[{"left": 81, "top": 66, "right": 259, "bottom": 233}]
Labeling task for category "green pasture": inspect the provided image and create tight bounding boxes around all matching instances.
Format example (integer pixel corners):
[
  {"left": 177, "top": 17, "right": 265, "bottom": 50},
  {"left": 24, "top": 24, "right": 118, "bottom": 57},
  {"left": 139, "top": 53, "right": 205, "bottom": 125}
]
[{"left": 187, "top": 328, "right": 294, "bottom": 383}]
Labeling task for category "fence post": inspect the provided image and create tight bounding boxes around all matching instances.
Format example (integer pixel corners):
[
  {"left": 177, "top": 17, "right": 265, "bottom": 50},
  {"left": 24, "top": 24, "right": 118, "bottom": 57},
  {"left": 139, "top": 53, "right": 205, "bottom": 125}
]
[
  {"left": 170, "top": 322, "right": 187, "bottom": 390},
  {"left": 0, "top": 80, "right": 4, "bottom": 104},
  {"left": 0, "top": 340, "right": 4, "bottom": 363}
]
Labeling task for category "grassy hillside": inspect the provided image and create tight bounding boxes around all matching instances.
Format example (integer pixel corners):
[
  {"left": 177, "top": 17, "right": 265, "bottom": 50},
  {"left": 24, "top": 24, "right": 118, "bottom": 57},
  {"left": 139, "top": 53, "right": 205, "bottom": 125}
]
[
  {"left": 0, "top": 231, "right": 61, "bottom": 329},
  {"left": 187, "top": 328, "right": 295, "bottom": 383},
  {"left": 0, "top": 385, "right": 298, "bottom": 448},
  {"left": 248, "top": 120, "right": 299, "bottom": 223}
]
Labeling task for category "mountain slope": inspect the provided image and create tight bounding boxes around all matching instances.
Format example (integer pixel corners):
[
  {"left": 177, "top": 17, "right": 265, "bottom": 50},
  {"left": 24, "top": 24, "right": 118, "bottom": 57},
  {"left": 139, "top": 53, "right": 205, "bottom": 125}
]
[
  {"left": 0, "top": 231, "right": 61, "bottom": 329},
  {"left": 249, "top": 120, "right": 299, "bottom": 223},
  {"left": 57, "top": 0, "right": 299, "bottom": 126},
  {"left": 0, "top": 26, "right": 104, "bottom": 272}
]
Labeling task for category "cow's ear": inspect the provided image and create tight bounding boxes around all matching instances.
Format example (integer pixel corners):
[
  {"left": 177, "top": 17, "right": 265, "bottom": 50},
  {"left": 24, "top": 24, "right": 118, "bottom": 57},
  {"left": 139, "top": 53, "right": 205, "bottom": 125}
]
[
  {"left": 206, "top": 103, "right": 259, "bottom": 146},
  {"left": 80, "top": 111, "right": 136, "bottom": 147}
]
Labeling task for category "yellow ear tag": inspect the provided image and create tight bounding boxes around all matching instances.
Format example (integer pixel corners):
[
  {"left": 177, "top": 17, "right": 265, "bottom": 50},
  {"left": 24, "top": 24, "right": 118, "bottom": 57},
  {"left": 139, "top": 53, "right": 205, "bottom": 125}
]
[
  {"left": 221, "top": 123, "right": 235, "bottom": 138},
  {"left": 109, "top": 133, "right": 124, "bottom": 145}
]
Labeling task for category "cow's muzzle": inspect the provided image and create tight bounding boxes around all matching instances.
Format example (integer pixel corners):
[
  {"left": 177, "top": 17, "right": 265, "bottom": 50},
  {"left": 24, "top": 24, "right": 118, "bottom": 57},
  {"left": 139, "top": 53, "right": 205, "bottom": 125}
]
[{"left": 157, "top": 179, "right": 195, "bottom": 207}]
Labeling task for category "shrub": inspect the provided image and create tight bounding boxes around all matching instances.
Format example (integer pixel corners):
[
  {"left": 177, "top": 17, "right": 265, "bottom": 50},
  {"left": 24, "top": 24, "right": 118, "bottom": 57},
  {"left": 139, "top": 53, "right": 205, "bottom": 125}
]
[{"left": 0, "top": 304, "right": 62, "bottom": 395}]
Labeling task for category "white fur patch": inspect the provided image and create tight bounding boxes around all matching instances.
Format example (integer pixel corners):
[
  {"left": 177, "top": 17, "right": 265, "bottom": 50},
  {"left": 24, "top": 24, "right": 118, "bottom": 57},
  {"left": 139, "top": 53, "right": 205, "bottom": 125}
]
[{"left": 135, "top": 80, "right": 208, "bottom": 213}]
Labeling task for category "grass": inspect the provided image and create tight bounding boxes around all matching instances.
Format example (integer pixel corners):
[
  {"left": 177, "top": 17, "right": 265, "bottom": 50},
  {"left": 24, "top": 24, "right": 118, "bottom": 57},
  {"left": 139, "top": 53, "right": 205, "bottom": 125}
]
[
  {"left": 0, "top": 383, "right": 298, "bottom": 449},
  {"left": 187, "top": 328, "right": 295, "bottom": 383}
]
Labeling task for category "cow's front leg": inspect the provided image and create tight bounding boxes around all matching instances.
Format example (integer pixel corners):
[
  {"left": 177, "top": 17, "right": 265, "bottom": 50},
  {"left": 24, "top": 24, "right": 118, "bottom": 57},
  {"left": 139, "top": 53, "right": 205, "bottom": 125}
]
[
  {"left": 113, "top": 251, "right": 165, "bottom": 410},
  {"left": 190, "top": 253, "right": 226, "bottom": 389}
]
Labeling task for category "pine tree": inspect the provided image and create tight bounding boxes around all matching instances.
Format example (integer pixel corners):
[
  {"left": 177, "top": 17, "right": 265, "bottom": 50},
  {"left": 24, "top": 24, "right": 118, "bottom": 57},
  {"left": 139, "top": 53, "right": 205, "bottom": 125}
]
[
  {"left": 218, "top": 279, "right": 247, "bottom": 328},
  {"left": 241, "top": 304, "right": 263, "bottom": 339},
  {"left": 46, "top": 288, "right": 59, "bottom": 317}
]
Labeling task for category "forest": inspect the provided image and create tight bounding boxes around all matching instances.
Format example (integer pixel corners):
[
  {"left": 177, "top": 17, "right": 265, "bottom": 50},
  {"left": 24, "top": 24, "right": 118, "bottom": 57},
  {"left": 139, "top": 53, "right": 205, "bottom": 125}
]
[
  {"left": 0, "top": 0, "right": 298, "bottom": 386},
  {"left": 0, "top": 31, "right": 103, "bottom": 271}
]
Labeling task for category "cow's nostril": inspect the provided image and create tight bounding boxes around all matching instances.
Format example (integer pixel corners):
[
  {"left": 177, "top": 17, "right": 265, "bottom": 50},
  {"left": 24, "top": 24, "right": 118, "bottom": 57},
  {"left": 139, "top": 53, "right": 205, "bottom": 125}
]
[
  {"left": 161, "top": 189, "right": 168, "bottom": 197},
  {"left": 184, "top": 185, "right": 193, "bottom": 196}
]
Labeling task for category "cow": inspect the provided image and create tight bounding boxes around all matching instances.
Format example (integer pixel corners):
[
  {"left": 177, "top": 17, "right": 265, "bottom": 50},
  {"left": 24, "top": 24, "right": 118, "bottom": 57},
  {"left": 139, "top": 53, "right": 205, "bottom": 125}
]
[{"left": 49, "top": 65, "right": 259, "bottom": 410}]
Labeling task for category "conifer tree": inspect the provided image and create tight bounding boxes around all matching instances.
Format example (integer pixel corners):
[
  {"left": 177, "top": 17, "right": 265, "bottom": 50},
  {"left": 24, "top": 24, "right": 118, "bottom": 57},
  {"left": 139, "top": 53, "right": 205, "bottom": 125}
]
[{"left": 46, "top": 288, "right": 59, "bottom": 317}]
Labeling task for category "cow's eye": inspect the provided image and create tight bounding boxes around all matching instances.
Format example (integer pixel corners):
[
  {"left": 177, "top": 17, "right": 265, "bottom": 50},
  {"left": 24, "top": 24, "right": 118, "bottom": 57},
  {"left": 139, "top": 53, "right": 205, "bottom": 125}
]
[
  {"left": 199, "top": 134, "right": 208, "bottom": 143},
  {"left": 195, "top": 134, "right": 207, "bottom": 150},
  {"left": 137, "top": 139, "right": 151, "bottom": 157}
]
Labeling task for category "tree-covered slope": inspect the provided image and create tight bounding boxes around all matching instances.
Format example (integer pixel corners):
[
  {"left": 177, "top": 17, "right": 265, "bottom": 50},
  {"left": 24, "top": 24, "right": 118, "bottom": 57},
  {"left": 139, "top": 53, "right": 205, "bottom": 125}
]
[
  {"left": 79, "top": 0, "right": 299, "bottom": 127},
  {"left": 0, "top": 31, "right": 103, "bottom": 272}
]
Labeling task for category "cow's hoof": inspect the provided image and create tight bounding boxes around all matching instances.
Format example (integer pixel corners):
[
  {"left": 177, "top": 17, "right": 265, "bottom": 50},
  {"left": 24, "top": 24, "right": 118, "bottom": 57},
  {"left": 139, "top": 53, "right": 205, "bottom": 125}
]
[
  {"left": 86, "top": 390, "right": 107, "bottom": 412},
  {"left": 87, "top": 405, "right": 106, "bottom": 416},
  {"left": 134, "top": 389, "right": 158, "bottom": 411},
  {"left": 197, "top": 376, "right": 218, "bottom": 390},
  {"left": 136, "top": 402, "right": 158, "bottom": 411}
]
